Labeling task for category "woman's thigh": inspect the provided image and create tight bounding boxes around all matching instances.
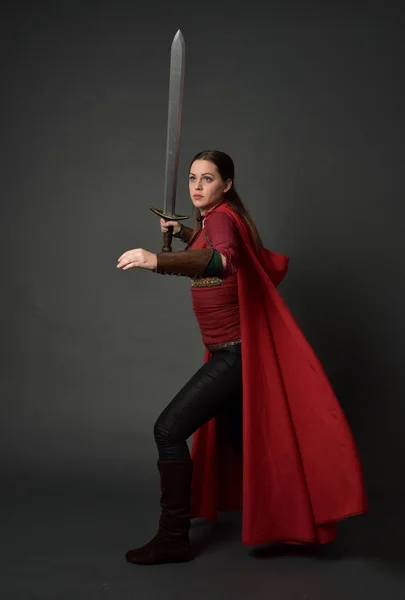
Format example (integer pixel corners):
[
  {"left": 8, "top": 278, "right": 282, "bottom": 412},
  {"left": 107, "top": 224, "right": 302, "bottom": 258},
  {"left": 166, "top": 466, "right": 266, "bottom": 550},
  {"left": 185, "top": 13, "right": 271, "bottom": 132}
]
[{"left": 154, "top": 347, "right": 242, "bottom": 442}]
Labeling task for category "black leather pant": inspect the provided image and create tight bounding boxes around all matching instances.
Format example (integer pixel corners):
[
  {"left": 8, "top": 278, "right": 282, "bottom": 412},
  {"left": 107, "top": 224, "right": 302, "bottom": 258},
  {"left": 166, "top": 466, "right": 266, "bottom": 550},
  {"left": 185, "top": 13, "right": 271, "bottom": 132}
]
[{"left": 154, "top": 344, "right": 243, "bottom": 461}]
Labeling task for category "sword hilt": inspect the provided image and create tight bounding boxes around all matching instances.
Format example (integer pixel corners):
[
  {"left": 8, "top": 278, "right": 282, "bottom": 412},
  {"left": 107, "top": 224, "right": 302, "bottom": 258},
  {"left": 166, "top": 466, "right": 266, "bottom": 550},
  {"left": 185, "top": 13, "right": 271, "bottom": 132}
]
[
  {"left": 162, "top": 227, "right": 174, "bottom": 252},
  {"left": 149, "top": 206, "right": 189, "bottom": 253}
]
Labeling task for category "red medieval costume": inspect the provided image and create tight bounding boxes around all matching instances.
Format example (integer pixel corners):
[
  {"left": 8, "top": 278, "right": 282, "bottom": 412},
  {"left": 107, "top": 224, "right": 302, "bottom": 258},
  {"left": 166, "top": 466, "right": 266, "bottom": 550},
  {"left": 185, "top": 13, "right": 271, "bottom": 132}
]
[{"left": 125, "top": 200, "right": 368, "bottom": 566}]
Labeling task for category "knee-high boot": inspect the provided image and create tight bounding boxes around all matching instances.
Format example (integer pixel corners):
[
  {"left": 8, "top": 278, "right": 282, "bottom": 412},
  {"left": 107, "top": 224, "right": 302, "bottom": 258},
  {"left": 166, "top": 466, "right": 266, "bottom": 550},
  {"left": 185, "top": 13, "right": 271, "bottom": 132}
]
[{"left": 125, "top": 459, "right": 194, "bottom": 565}]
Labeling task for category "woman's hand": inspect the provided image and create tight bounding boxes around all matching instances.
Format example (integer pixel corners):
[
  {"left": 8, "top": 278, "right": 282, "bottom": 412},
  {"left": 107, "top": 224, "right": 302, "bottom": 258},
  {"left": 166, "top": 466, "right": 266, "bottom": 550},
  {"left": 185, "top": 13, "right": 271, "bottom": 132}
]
[
  {"left": 117, "top": 248, "right": 157, "bottom": 271},
  {"left": 160, "top": 218, "right": 181, "bottom": 234}
]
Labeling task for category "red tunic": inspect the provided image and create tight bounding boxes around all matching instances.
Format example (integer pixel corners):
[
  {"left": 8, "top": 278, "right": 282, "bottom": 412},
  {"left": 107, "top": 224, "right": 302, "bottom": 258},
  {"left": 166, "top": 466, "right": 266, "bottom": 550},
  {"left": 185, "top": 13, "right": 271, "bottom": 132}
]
[
  {"left": 189, "top": 203, "right": 368, "bottom": 546},
  {"left": 188, "top": 210, "right": 241, "bottom": 349}
]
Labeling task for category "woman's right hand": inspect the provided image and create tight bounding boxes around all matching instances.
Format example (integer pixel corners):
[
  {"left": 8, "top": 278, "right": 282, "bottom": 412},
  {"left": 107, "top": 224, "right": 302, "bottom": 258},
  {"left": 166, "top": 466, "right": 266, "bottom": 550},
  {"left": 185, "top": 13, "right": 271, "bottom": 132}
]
[{"left": 160, "top": 218, "right": 181, "bottom": 234}]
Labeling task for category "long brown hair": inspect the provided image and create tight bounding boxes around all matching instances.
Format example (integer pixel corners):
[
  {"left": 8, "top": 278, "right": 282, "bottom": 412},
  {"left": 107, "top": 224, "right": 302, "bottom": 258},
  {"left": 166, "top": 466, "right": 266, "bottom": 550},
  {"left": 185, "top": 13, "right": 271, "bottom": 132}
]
[{"left": 189, "top": 150, "right": 263, "bottom": 250}]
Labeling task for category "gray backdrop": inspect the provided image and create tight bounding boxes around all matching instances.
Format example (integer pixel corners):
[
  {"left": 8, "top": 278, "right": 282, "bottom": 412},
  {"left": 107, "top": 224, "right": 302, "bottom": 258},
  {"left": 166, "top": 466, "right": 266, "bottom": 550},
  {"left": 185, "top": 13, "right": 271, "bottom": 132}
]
[{"left": 1, "top": 1, "right": 404, "bottom": 502}]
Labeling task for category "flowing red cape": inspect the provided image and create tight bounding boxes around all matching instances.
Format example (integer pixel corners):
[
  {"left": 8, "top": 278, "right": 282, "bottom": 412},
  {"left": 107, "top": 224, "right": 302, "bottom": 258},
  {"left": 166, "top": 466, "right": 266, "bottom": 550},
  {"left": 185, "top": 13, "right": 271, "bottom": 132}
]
[{"left": 190, "top": 203, "right": 368, "bottom": 546}]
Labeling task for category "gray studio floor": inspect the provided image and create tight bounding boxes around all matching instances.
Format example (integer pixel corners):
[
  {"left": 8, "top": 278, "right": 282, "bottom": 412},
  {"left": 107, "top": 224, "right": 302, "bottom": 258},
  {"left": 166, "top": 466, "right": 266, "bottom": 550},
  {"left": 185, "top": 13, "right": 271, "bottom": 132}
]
[{"left": 2, "top": 473, "right": 405, "bottom": 600}]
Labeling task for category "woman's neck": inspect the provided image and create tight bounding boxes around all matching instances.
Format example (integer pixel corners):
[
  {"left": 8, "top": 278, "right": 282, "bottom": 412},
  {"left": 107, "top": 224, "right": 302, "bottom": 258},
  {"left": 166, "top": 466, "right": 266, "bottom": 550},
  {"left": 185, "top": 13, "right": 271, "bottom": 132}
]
[{"left": 200, "top": 199, "right": 225, "bottom": 217}]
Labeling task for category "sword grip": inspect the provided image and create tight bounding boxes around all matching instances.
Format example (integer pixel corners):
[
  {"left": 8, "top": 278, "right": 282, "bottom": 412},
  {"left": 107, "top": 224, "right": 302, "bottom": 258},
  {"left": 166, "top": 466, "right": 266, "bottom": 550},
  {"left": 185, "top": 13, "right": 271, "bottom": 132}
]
[{"left": 162, "top": 227, "right": 173, "bottom": 252}]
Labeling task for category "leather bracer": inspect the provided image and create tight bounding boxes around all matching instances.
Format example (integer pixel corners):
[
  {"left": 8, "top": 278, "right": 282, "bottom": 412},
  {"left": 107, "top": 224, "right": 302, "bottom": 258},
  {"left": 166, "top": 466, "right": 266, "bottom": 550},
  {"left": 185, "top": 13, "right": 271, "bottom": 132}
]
[
  {"left": 174, "top": 224, "right": 195, "bottom": 244},
  {"left": 155, "top": 248, "right": 214, "bottom": 277}
]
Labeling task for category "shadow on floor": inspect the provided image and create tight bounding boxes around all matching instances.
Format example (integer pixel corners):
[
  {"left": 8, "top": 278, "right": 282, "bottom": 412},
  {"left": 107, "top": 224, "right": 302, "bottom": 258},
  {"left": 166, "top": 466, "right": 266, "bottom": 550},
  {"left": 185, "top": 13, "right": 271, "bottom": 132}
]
[{"left": 189, "top": 489, "right": 405, "bottom": 574}]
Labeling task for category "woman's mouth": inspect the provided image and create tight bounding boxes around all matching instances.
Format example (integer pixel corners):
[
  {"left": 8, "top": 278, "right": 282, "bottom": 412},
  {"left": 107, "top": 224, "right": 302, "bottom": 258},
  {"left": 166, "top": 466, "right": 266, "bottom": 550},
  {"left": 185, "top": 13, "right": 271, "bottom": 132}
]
[{"left": 193, "top": 194, "right": 203, "bottom": 199}]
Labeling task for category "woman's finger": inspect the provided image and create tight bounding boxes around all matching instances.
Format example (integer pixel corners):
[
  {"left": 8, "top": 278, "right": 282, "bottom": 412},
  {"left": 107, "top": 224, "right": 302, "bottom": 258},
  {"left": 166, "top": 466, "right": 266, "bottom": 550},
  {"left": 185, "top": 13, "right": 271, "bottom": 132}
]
[
  {"left": 118, "top": 250, "right": 131, "bottom": 261},
  {"left": 118, "top": 256, "right": 132, "bottom": 266},
  {"left": 122, "top": 262, "right": 137, "bottom": 270}
]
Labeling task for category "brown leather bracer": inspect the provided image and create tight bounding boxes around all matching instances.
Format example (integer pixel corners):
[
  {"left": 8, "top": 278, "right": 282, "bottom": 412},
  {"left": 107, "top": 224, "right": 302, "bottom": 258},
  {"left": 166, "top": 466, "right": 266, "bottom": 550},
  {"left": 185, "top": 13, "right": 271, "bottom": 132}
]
[
  {"left": 176, "top": 225, "right": 195, "bottom": 244},
  {"left": 155, "top": 248, "right": 214, "bottom": 277}
]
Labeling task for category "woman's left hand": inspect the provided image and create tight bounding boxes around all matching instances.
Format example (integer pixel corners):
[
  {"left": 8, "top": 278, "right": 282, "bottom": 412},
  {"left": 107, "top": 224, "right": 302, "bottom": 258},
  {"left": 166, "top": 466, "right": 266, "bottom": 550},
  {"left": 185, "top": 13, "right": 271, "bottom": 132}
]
[{"left": 117, "top": 248, "right": 157, "bottom": 271}]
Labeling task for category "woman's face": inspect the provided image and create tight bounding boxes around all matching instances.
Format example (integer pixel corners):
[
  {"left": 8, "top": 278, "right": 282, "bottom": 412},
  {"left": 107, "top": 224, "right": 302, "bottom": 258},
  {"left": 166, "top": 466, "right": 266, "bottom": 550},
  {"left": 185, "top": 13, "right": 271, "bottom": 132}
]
[{"left": 188, "top": 160, "right": 231, "bottom": 214}]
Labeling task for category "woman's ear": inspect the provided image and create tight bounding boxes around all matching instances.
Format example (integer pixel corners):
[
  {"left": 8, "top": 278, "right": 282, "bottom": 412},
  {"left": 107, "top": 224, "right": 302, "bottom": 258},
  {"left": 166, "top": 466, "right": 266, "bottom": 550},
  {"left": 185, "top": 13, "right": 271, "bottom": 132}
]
[{"left": 224, "top": 179, "right": 232, "bottom": 193}]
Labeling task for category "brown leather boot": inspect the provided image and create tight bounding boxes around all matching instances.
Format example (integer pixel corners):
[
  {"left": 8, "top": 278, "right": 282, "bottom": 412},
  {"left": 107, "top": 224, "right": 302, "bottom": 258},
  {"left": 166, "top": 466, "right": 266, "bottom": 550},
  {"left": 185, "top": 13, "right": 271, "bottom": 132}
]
[{"left": 125, "top": 459, "right": 194, "bottom": 565}]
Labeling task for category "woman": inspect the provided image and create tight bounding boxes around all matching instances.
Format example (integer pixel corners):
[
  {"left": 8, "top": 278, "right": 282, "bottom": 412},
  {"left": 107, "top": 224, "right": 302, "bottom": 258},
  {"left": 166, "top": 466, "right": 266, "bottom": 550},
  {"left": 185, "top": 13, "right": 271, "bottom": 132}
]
[{"left": 117, "top": 150, "right": 368, "bottom": 566}]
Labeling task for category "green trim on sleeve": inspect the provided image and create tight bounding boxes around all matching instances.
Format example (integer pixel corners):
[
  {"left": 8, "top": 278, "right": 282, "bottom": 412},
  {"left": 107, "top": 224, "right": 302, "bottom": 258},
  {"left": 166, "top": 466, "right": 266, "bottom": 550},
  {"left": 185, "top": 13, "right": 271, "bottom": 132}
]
[{"left": 203, "top": 250, "right": 223, "bottom": 276}]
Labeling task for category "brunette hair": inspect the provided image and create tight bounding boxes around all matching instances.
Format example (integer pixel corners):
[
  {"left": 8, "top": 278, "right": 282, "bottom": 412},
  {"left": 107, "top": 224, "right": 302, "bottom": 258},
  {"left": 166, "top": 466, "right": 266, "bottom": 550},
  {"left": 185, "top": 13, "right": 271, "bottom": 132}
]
[{"left": 189, "top": 150, "right": 263, "bottom": 250}]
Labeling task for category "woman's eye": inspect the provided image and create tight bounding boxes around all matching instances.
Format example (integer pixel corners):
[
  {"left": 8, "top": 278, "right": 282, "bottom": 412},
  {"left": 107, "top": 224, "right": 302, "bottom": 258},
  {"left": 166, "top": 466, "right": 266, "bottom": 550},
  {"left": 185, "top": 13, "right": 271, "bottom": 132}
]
[
  {"left": 189, "top": 176, "right": 195, "bottom": 181},
  {"left": 204, "top": 177, "right": 212, "bottom": 182}
]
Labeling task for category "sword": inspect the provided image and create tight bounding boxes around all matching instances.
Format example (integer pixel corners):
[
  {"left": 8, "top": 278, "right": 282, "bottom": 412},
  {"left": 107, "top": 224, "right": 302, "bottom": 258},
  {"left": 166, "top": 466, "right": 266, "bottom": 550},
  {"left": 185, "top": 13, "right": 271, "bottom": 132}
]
[{"left": 149, "top": 30, "right": 189, "bottom": 252}]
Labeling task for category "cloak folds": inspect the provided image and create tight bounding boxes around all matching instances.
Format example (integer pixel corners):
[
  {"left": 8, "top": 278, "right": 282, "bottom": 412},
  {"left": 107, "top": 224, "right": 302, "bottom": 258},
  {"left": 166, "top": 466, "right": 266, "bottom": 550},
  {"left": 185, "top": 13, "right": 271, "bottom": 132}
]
[{"left": 190, "top": 203, "right": 368, "bottom": 546}]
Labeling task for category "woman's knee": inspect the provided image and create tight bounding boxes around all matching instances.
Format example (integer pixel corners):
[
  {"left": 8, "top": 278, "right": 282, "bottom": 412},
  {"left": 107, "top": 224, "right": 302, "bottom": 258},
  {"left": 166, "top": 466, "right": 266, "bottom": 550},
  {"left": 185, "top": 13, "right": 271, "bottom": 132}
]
[
  {"left": 153, "top": 416, "right": 183, "bottom": 447},
  {"left": 153, "top": 416, "right": 167, "bottom": 445}
]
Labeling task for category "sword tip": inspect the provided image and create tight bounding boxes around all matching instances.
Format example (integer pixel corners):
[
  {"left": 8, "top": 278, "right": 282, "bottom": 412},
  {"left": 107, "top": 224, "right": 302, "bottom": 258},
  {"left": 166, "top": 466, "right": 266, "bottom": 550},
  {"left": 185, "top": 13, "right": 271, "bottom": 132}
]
[{"left": 173, "top": 29, "right": 185, "bottom": 45}]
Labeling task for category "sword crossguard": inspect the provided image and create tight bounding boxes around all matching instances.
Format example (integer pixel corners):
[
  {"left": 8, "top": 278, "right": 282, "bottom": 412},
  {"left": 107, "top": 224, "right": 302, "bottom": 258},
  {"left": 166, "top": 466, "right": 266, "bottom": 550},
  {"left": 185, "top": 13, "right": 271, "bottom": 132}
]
[{"left": 149, "top": 206, "right": 190, "bottom": 252}]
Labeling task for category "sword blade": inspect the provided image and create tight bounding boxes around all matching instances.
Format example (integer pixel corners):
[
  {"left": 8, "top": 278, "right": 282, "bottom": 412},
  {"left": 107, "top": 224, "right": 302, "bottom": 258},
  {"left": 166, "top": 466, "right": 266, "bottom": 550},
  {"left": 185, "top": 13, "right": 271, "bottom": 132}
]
[{"left": 163, "top": 30, "right": 185, "bottom": 216}]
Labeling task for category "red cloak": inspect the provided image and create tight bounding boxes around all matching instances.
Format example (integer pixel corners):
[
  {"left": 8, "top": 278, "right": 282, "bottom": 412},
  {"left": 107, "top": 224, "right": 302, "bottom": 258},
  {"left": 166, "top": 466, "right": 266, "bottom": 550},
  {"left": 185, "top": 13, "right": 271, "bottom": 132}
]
[{"left": 190, "top": 203, "right": 368, "bottom": 546}]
